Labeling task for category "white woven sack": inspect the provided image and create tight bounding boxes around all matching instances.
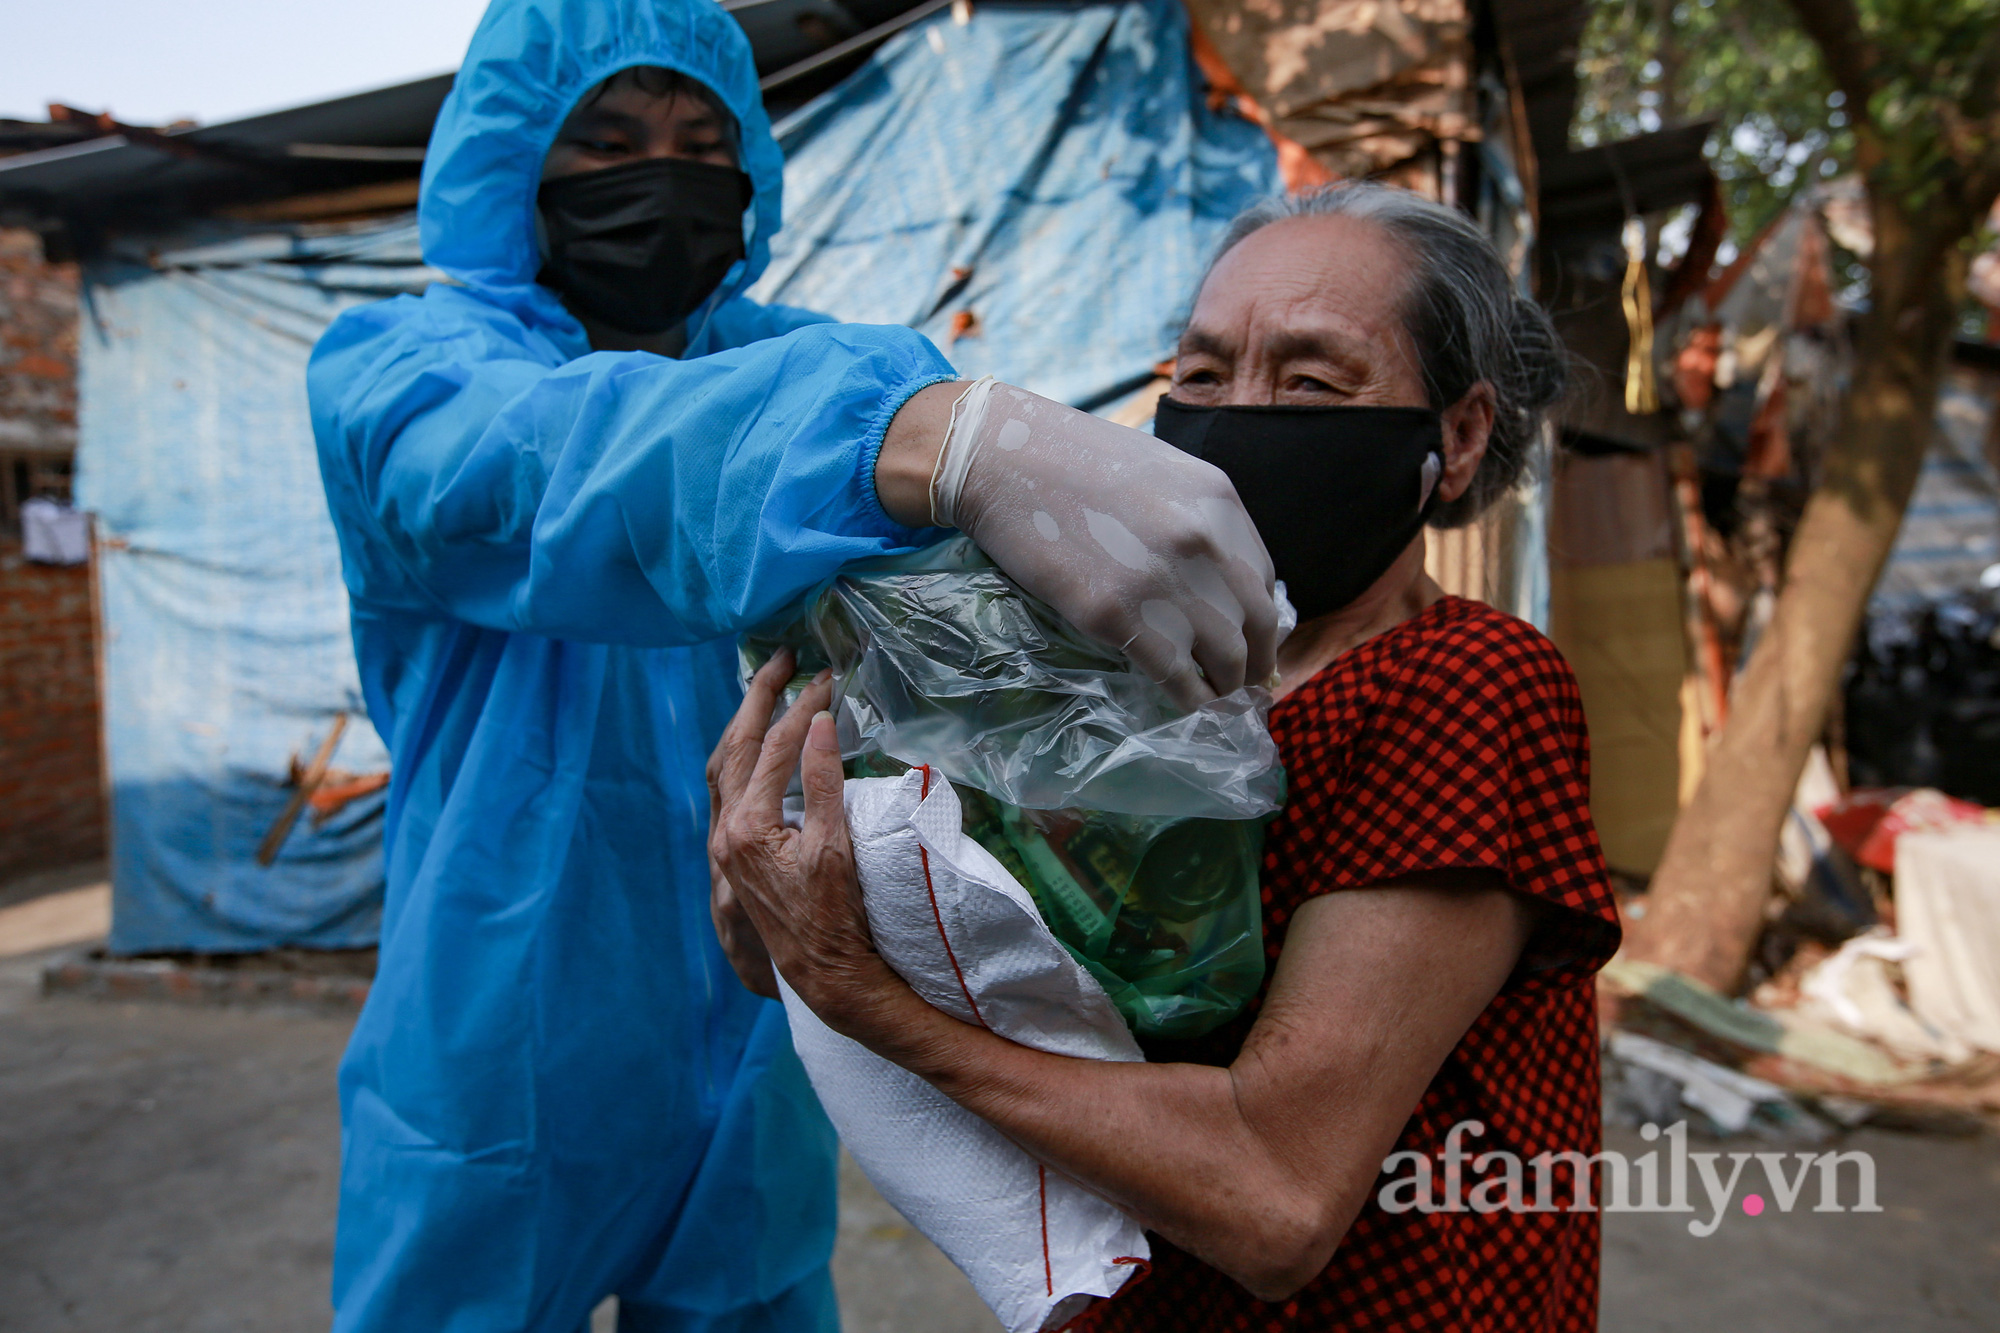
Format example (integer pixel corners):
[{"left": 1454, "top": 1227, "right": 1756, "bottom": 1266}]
[{"left": 776, "top": 767, "right": 1149, "bottom": 1333}]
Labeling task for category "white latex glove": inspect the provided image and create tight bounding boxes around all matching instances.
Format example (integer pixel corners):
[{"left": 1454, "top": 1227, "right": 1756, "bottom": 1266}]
[{"left": 931, "top": 378, "right": 1278, "bottom": 708}]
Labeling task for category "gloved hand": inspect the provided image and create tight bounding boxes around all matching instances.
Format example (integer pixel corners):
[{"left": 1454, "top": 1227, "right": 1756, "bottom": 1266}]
[{"left": 930, "top": 378, "right": 1278, "bottom": 708}]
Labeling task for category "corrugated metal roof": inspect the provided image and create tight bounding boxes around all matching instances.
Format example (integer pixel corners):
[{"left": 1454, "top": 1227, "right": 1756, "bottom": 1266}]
[
  {"left": 0, "top": 76, "right": 452, "bottom": 229},
  {"left": 1539, "top": 122, "right": 1716, "bottom": 236},
  {"left": 0, "top": 0, "right": 941, "bottom": 231}
]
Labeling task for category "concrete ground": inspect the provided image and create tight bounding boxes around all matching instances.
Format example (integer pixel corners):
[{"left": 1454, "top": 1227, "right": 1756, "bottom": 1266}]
[
  {"left": 1598, "top": 1123, "right": 2000, "bottom": 1330},
  {"left": 1, "top": 874, "right": 1995, "bottom": 1331},
  {"left": 0, "top": 941, "right": 998, "bottom": 1333}
]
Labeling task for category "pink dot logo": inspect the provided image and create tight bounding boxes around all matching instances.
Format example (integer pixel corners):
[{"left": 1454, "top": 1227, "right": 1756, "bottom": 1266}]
[{"left": 1742, "top": 1194, "right": 1765, "bottom": 1217}]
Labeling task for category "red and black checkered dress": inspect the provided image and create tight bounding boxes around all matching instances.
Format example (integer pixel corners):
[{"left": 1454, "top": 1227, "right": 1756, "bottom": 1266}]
[{"left": 1074, "top": 596, "right": 1621, "bottom": 1333}]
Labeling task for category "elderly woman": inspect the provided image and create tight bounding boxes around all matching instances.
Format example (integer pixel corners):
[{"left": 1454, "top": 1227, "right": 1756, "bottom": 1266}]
[{"left": 709, "top": 182, "right": 1621, "bottom": 1331}]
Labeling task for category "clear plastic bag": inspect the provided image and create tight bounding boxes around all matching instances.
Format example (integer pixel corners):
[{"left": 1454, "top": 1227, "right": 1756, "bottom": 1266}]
[{"left": 741, "top": 537, "right": 1285, "bottom": 1038}]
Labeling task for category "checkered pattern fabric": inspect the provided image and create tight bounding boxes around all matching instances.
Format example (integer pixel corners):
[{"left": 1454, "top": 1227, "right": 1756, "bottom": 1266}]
[{"left": 1076, "top": 597, "right": 1620, "bottom": 1333}]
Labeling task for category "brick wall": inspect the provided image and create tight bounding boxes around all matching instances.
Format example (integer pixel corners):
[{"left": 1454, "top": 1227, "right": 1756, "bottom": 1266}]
[
  {"left": 0, "top": 539, "right": 103, "bottom": 879},
  {"left": 0, "top": 225, "right": 97, "bottom": 880},
  {"left": 0, "top": 227, "right": 78, "bottom": 452},
  {"left": 2, "top": 226, "right": 79, "bottom": 539}
]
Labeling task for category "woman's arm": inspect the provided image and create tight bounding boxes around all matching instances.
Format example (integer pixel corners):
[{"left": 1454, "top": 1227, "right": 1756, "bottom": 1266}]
[{"left": 711, "top": 661, "right": 1535, "bottom": 1302}]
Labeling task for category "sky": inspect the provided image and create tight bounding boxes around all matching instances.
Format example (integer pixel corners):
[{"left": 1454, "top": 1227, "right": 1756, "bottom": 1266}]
[{"left": 0, "top": 0, "right": 491, "bottom": 127}]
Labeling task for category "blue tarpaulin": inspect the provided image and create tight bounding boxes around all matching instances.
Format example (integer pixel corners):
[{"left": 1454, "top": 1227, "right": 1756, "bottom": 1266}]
[
  {"left": 77, "top": 226, "right": 432, "bottom": 953},
  {"left": 751, "top": 0, "right": 1280, "bottom": 409},
  {"left": 74, "top": 0, "right": 1276, "bottom": 954}
]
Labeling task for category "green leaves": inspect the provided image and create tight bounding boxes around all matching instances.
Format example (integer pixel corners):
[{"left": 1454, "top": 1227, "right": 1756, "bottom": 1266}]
[
  {"left": 1574, "top": 0, "right": 2000, "bottom": 244},
  {"left": 1576, "top": 0, "right": 1849, "bottom": 245}
]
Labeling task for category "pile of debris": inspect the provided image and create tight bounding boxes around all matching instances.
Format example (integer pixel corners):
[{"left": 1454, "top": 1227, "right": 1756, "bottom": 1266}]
[{"left": 1604, "top": 761, "right": 2000, "bottom": 1139}]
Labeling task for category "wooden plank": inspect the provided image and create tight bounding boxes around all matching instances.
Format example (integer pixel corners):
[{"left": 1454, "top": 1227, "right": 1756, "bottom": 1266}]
[
  {"left": 221, "top": 178, "right": 420, "bottom": 223},
  {"left": 257, "top": 714, "right": 347, "bottom": 867}
]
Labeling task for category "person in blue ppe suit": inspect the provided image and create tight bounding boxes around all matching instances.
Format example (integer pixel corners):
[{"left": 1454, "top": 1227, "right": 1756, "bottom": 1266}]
[{"left": 307, "top": 0, "right": 1284, "bottom": 1328}]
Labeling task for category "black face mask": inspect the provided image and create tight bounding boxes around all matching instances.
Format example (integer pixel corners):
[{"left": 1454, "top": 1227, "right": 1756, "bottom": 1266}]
[
  {"left": 537, "top": 157, "right": 754, "bottom": 335},
  {"left": 1153, "top": 398, "right": 1444, "bottom": 623}
]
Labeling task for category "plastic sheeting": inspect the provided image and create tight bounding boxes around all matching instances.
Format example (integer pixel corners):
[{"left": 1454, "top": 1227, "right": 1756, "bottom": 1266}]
[
  {"left": 744, "top": 537, "right": 1284, "bottom": 819},
  {"left": 750, "top": 0, "right": 1282, "bottom": 411},
  {"left": 76, "top": 221, "right": 432, "bottom": 953}
]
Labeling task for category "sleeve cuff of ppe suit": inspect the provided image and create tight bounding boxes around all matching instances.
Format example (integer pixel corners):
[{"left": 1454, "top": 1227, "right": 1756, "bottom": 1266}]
[{"left": 857, "top": 367, "right": 961, "bottom": 546}]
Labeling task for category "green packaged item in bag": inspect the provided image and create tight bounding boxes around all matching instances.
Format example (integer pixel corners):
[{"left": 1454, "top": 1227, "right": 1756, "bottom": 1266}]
[{"left": 741, "top": 537, "right": 1286, "bottom": 1039}]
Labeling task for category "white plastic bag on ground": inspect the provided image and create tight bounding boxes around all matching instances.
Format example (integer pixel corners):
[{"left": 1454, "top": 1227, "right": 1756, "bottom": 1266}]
[{"left": 776, "top": 768, "right": 1148, "bottom": 1333}]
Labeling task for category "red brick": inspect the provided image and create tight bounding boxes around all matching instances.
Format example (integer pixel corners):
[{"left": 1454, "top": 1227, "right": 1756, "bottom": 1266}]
[{"left": 0, "top": 539, "right": 103, "bottom": 879}]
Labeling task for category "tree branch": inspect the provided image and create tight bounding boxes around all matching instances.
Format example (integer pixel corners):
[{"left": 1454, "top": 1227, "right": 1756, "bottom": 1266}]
[{"left": 1778, "top": 0, "right": 1878, "bottom": 115}]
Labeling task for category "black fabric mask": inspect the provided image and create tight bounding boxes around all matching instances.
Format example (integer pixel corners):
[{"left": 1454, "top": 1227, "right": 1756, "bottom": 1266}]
[
  {"left": 1153, "top": 398, "right": 1445, "bottom": 623},
  {"left": 537, "top": 157, "right": 754, "bottom": 335}
]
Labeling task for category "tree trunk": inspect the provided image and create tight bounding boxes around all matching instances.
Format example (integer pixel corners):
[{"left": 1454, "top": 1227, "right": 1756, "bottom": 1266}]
[{"left": 1621, "top": 193, "right": 1968, "bottom": 991}]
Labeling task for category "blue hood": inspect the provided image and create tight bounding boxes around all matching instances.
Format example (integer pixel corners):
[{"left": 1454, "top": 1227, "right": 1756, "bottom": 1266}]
[{"left": 420, "top": 0, "right": 785, "bottom": 326}]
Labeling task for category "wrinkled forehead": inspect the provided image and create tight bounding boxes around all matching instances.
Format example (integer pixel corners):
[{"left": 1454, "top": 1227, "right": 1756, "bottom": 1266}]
[{"left": 1182, "top": 213, "right": 1415, "bottom": 359}]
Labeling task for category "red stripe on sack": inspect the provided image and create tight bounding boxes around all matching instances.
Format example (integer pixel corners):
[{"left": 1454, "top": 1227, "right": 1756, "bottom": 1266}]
[
  {"left": 919, "top": 766, "right": 1047, "bottom": 1298},
  {"left": 1045, "top": 1256, "right": 1155, "bottom": 1331},
  {"left": 916, "top": 765, "right": 988, "bottom": 1030},
  {"left": 1039, "top": 1163, "right": 1053, "bottom": 1295}
]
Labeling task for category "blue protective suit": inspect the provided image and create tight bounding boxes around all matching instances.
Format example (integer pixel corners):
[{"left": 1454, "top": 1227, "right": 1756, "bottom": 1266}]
[{"left": 305, "top": 1, "right": 956, "bottom": 1328}]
